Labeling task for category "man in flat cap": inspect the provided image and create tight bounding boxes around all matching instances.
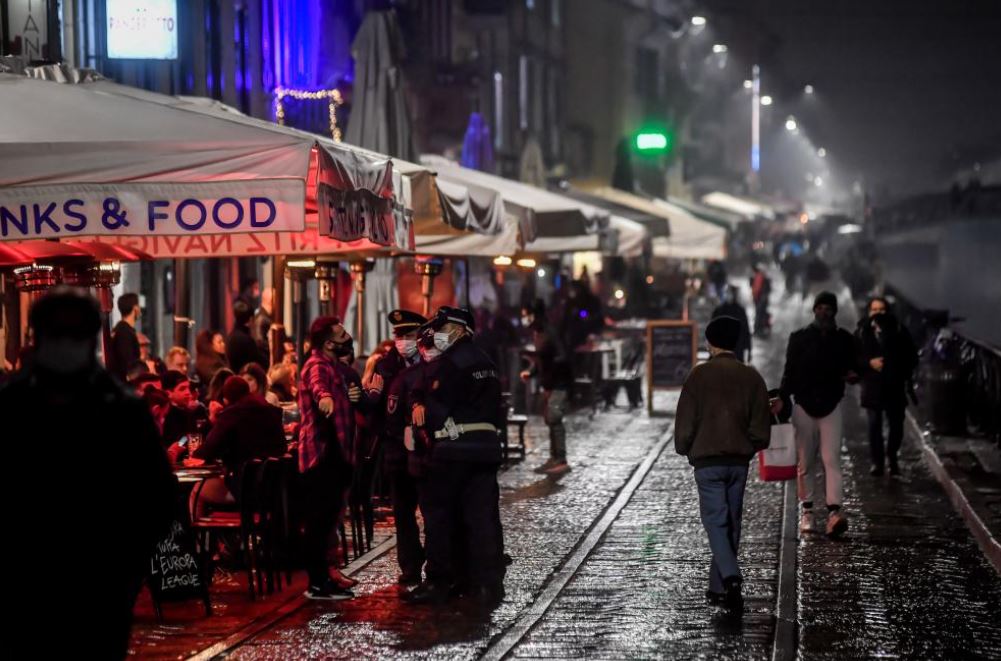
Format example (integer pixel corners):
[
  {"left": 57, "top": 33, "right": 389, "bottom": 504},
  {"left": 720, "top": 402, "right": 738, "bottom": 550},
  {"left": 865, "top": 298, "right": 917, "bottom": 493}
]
[
  {"left": 404, "top": 306, "right": 506, "bottom": 606},
  {"left": 675, "top": 315, "right": 772, "bottom": 611},
  {"left": 365, "top": 309, "right": 427, "bottom": 587}
]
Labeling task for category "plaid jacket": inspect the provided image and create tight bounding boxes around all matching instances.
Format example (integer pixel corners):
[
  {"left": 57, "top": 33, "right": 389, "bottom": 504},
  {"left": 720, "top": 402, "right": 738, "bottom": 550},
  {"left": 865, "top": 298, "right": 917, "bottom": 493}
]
[{"left": 297, "top": 351, "right": 353, "bottom": 473}]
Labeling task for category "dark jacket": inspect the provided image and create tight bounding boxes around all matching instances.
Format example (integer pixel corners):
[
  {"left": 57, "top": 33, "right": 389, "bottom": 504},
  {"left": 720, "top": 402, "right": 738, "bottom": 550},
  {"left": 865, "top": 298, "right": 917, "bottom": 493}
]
[
  {"left": 367, "top": 347, "right": 418, "bottom": 468},
  {"left": 162, "top": 403, "right": 209, "bottom": 449},
  {"left": 675, "top": 353, "right": 772, "bottom": 468},
  {"left": 711, "top": 302, "right": 753, "bottom": 362},
  {"left": 109, "top": 320, "right": 140, "bottom": 382},
  {"left": 226, "top": 324, "right": 264, "bottom": 374},
  {"left": 385, "top": 361, "right": 427, "bottom": 472},
  {"left": 193, "top": 395, "right": 286, "bottom": 493},
  {"left": 253, "top": 309, "right": 273, "bottom": 366},
  {"left": 410, "top": 336, "right": 503, "bottom": 464},
  {"left": 0, "top": 365, "right": 175, "bottom": 659},
  {"left": 779, "top": 324, "right": 859, "bottom": 418},
  {"left": 855, "top": 314, "right": 918, "bottom": 410},
  {"left": 195, "top": 352, "right": 228, "bottom": 388},
  {"left": 529, "top": 321, "right": 572, "bottom": 390}
]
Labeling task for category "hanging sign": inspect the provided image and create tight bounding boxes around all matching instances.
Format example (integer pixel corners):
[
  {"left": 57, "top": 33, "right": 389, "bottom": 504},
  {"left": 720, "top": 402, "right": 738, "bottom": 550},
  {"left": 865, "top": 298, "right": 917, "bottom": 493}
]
[
  {"left": 317, "top": 183, "right": 413, "bottom": 250},
  {"left": 106, "top": 0, "right": 179, "bottom": 60},
  {"left": 0, "top": 180, "right": 305, "bottom": 241}
]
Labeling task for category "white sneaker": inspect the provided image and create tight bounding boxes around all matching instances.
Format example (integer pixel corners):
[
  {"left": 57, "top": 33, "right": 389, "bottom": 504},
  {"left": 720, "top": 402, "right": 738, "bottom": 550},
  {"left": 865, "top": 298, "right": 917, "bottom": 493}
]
[{"left": 800, "top": 510, "right": 815, "bottom": 534}]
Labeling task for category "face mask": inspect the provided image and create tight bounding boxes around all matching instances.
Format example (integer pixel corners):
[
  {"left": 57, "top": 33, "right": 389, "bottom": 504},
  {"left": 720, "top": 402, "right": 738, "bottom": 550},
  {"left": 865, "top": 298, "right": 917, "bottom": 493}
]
[
  {"left": 395, "top": 338, "right": 418, "bottom": 358},
  {"left": 433, "top": 331, "right": 454, "bottom": 352},
  {"left": 332, "top": 339, "right": 354, "bottom": 358},
  {"left": 36, "top": 338, "right": 94, "bottom": 374}
]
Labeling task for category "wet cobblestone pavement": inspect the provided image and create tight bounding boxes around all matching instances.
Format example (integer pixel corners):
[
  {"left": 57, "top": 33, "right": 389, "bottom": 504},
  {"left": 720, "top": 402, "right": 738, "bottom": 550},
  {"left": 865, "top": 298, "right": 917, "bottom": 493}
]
[{"left": 206, "top": 276, "right": 1001, "bottom": 661}]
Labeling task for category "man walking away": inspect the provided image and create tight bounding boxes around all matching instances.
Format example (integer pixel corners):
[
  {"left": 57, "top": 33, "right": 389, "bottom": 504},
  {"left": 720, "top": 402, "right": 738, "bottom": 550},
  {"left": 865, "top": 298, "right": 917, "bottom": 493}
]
[
  {"left": 520, "top": 299, "right": 573, "bottom": 475},
  {"left": 109, "top": 292, "right": 142, "bottom": 382},
  {"left": 855, "top": 296, "right": 918, "bottom": 476},
  {"left": 676, "top": 316, "right": 771, "bottom": 610},
  {"left": 777, "top": 291, "right": 859, "bottom": 538}
]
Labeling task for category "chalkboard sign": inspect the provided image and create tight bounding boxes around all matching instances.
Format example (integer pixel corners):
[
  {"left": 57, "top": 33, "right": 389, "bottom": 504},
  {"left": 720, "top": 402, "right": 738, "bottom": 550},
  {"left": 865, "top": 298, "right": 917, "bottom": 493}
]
[
  {"left": 148, "top": 513, "right": 211, "bottom": 616},
  {"left": 646, "top": 320, "right": 697, "bottom": 413}
]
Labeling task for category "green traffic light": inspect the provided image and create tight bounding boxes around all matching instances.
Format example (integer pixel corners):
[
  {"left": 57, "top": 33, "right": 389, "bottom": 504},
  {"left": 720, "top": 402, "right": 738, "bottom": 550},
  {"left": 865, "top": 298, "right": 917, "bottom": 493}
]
[{"left": 635, "top": 132, "right": 670, "bottom": 152}]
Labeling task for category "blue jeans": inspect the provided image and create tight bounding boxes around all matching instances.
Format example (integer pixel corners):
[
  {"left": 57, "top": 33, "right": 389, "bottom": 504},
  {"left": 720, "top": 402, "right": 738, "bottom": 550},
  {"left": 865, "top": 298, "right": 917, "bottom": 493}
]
[{"left": 694, "top": 464, "right": 749, "bottom": 593}]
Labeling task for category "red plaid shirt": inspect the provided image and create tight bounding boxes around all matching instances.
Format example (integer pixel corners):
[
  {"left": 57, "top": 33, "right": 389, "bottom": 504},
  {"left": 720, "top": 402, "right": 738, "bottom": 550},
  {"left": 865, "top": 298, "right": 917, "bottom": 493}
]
[{"left": 297, "top": 351, "right": 353, "bottom": 473}]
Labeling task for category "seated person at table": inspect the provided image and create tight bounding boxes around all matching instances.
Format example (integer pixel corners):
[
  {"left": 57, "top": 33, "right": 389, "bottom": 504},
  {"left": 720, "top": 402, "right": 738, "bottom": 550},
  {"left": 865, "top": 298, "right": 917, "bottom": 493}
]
[
  {"left": 161, "top": 370, "right": 209, "bottom": 452},
  {"left": 266, "top": 363, "right": 297, "bottom": 405},
  {"left": 190, "top": 376, "right": 287, "bottom": 517},
  {"left": 240, "top": 362, "right": 268, "bottom": 398}
]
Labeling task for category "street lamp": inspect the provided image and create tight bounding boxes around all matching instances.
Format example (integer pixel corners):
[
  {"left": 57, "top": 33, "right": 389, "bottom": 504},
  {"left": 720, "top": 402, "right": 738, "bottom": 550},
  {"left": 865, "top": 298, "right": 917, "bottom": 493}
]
[
  {"left": 760, "top": 95, "right": 773, "bottom": 106},
  {"left": 691, "top": 16, "right": 706, "bottom": 26},
  {"left": 817, "top": 147, "right": 827, "bottom": 158},
  {"left": 743, "top": 79, "right": 753, "bottom": 90},
  {"left": 712, "top": 44, "right": 728, "bottom": 54},
  {"left": 785, "top": 117, "right": 798, "bottom": 131},
  {"left": 804, "top": 84, "right": 814, "bottom": 95}
]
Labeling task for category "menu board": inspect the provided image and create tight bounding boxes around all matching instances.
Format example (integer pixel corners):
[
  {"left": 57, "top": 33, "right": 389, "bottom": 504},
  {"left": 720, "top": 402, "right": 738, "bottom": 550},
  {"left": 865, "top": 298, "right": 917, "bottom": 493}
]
[
  {"left": 148, "top": 515, "right": 210, "bottom": 614},
  {"left": 646, "top": 320, "right": 697, "bottom": 413}
]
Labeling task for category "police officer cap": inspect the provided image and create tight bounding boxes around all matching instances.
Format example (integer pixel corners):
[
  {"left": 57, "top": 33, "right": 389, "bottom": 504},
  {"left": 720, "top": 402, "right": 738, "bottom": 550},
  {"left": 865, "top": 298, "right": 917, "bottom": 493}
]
[
  {"left": 387, "top": 309, "right": 427, "bottom": 335},
  {"left": 428, "top": 306, "right": 475, "bottom": 333},
  {"left": 705, "top": 316, "right": 741, "bottom": 351}
]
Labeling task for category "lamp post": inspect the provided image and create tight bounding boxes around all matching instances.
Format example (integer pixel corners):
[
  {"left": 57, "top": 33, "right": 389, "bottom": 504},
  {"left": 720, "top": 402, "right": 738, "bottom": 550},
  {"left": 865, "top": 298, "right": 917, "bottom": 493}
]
[{"left": 349, "top": 260, "right": 375, "bottom": 352}]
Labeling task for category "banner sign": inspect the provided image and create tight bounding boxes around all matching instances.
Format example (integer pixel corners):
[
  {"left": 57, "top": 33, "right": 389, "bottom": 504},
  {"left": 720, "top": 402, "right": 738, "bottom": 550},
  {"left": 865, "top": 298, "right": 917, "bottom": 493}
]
[
  {"left": 0, "top": 180, "right": 305, "bottom": 241},
  {"left": 106, "top": 0, "right": 179, "bottom": 60},
  {"left": 317, "top": 183, "right": 413, "bottom": 251},
  {"left": 86, "top": 227, "right": 376, "bottom": 259}
]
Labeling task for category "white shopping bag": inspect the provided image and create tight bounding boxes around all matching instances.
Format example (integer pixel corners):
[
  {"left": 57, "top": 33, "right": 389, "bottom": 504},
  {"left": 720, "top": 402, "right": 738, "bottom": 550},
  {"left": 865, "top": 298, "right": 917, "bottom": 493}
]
[{"left": 759, "top": 422, "right": 797, "bottom": 481}]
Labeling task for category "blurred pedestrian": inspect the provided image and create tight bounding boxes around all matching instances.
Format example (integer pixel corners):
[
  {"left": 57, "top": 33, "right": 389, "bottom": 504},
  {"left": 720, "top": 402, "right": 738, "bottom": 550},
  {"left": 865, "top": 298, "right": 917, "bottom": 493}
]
[
  {"left": 138, "top": 333, "right": 165, "bottom": 375},
  {"left": 228, "top": 300, "right": 265, "bottom": 373},
  {"left": 712, "top": 286, "right": 753, "bottom": 363},
  {"left": 240, "top": 362, "right": 268, "bottom": 397},
  {"left": 855, "top": 297, "right": 918, "bottom": 476},
  {"left": 675, "top": 316, "right": 771, "bottom": 610},
  {"left": 750, "top": 265, "right": 771, "bottom": 338},
  {"left": 520, "top": 299, "right": 572, "bottom": 475},
  {"left": 109, "top": 292, "right": 141, "bottom": 382},
  {"left": 777, "top": 291, "right": 860, "bottom": 538},
  {"left": 266, "top": 363, "right": 297, "bottom": 405},
  {"left": 1, "top": 287, "right": 175, "bottom": 659}
]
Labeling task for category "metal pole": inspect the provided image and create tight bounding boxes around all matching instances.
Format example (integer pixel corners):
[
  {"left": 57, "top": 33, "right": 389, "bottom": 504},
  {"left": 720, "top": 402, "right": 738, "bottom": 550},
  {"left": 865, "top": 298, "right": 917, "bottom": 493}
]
[
  {"left": 751, "top": 64, "right": 761, "bottom": 180},
  {"left": 271, "top": 255, "right": 286, "bottom": 366},
  {"left": 350, "top": 262, "right": 370, "bottom": 351},
  {"left": 173, "top": 259, "right": 190, "bottom": 349},
  {"left": 464, "top": 258, "right": 471, "bottom": 309},
  {"left": 421, "top": 273, "right": 435, "bottom": 317}
]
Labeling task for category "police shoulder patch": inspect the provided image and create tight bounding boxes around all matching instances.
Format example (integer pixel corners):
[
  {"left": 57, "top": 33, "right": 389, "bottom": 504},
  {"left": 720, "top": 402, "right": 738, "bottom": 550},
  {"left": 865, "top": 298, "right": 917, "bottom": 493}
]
[{"left": 387, "top": 394, "right": 398, "bottom": 414}]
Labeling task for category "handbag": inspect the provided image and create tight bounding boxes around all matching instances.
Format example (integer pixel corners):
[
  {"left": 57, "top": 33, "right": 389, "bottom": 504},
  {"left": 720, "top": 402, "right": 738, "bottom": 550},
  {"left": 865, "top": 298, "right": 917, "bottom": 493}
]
[{"left": 758, "top": 416, "right": 797, "bottom": 481}]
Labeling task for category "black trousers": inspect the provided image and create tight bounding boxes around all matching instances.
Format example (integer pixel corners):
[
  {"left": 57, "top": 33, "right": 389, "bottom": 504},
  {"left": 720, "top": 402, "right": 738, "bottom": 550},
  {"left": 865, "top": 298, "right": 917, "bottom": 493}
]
[
  {"left": 418, "top": 461, "right": 505, "bottom": 588},
  {"left": 388, "top": 463, "right": 424, "bottom": 576},
  {"left": 302, "top": 452, "right": 351, "bottom": 586},
  {"left": 867, "top": 404, "right": 905, "bottom": 467}
]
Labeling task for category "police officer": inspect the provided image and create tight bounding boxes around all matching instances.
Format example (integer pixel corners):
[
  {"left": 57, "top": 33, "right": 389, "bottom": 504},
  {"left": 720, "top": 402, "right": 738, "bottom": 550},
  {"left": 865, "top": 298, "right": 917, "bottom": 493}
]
[
  {"left": 404, "top": 307, "right": 506, "bottom": 606},
  {"left": 365, "top": 309, "right": 427, "bottom": 586}
]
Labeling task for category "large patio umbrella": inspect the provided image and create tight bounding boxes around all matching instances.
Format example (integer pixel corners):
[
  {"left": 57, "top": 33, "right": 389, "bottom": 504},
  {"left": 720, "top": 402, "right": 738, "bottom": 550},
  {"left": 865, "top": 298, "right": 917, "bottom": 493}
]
[{"left": 344, "top": 10, "right": 416, "bottom": 162}]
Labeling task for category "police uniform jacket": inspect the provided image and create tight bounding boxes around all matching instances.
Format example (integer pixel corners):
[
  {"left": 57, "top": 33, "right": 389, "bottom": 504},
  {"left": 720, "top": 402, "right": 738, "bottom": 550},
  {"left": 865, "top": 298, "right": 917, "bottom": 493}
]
[{"left": 409, "top": 336, "right": 503, "bottom": 465}]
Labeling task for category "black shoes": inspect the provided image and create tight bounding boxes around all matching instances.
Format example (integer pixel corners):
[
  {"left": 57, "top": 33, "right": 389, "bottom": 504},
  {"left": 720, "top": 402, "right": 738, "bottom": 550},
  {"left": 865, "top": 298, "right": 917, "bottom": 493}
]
[
  {"left": 305, "top": 578, "right": 355, "bottom": 601},
  {"left": 888, "top": 458, "right": 901, "bottom": 476},
  {"left": 706, "top": 589, "right": 726, "bottom": 606},
  {"left": 871, "top": 464, "right": 884, "bottom": 477},
  {"left": 722, "top": 577, "right": 743, "bottom": 610},
  {"left": 401, "top": 581, "right": 451, "bottom": 605},
  {"left": 397, "top": 571, "right": 422, "bottom": 586}
]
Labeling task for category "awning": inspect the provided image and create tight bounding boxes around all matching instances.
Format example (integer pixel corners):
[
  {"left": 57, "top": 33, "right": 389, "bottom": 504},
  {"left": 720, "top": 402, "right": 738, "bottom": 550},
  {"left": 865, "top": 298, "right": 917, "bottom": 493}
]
[
  {"left": 701, "top": 191, "right": 775, "bottom": 221},
  {"left": 609, "top": 216, "right": 648, "bottom": 258},
  {"left": 0, "top": 73, "right": 414, "bottom": 252},
  {"left": 420, "top": 155, "right": 608, "bottom": 244},
  {"left": 561, "top": 187, "right": 669, "bottom": 238},
  {"left": 666, "top": 196, "right": 742, "bottom": 230},
  {"left": 589, "top": 188, "right": 727, "bottom": 261}
]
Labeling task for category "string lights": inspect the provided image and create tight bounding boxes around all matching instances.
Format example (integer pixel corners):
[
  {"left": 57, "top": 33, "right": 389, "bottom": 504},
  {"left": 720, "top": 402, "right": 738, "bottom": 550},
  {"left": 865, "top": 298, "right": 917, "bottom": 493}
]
[{"left": 274, "top": 87, "right": 344, "bottom": 141}]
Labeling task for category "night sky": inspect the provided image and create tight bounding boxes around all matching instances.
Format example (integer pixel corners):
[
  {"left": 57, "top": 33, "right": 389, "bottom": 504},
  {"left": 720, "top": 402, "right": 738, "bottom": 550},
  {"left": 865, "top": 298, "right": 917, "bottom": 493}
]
[{"left": 707, "top": 0, "right": 1001, "bottom": 197}]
